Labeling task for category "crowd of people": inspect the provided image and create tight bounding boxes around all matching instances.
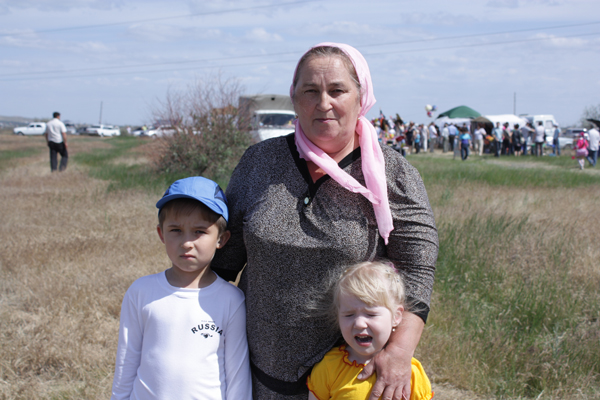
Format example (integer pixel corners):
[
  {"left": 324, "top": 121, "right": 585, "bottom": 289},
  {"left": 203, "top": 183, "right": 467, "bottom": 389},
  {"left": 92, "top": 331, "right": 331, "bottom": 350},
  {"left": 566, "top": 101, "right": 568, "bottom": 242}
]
[{"left": 373, "top": 114, "right": 600, "bottom": 167}]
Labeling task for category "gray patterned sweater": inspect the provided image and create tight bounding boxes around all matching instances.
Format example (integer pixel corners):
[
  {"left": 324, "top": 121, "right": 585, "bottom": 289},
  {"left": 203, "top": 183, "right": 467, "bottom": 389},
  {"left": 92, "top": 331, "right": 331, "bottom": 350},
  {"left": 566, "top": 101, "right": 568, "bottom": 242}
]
[{"left": 212, "top": 133, "right": 438, "bottom": 396}]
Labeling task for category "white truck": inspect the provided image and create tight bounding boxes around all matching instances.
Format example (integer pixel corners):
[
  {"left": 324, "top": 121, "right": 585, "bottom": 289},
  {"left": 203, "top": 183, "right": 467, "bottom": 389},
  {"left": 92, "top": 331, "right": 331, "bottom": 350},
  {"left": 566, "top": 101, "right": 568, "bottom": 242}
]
[
  {"left": 13, "top": 122, "right": 47, "bottom": 135},
  {"left": 239, "top": 94, "right": 296, "bottom": 142}
]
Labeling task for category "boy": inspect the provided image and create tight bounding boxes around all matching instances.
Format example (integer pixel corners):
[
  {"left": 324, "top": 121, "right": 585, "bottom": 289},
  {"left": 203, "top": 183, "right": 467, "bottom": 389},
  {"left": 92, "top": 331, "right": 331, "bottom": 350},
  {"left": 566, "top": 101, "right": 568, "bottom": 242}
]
[{"left": 111, "top": 177, "right": 251, "bottom": 400}]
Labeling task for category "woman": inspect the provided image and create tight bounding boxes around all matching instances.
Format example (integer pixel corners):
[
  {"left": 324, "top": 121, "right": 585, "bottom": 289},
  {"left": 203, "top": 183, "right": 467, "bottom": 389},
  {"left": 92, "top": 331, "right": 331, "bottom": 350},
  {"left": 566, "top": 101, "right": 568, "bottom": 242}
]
[{"left": 212, "top": 43, "right": 438, "bottom": 400}]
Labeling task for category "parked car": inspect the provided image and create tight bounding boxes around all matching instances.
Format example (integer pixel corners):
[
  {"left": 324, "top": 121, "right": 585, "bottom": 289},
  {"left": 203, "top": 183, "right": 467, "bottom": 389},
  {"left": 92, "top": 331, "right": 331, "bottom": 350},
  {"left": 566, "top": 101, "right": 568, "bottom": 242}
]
[
  {"left": 155, "top": 126, "right": 177, "bottom": 137},
  {"left": 131, "top": 126, "right": 147, "bottom": 137},
  {"left": 545, "top": 134, "right": 573, "bottom": 151},
  {"left": 86, "top": 124, "right": 121, "bottom": 137},
  {"left": 13, "top": 122, "right": 46, "bottom": 135},
  {"left": 563, "top": 128, "right": 587, "bottom": 139},
  {"left": 76, "top": 126, "right": 89, "bottom": 135},
  {"left": 141, "top": 125, "right": 177, "bottom": 137},
  {"left": 65, "top": 123, "right": 77, "bottom": 135},
  {"left": 133, "top": 126, "right": 159, "bottom": 137}
]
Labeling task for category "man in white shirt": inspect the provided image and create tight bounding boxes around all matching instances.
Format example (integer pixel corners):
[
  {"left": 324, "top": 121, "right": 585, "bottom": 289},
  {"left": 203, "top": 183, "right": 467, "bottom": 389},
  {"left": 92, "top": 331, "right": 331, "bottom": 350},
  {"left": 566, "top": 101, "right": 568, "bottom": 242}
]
[
  {"left": 428, "top": 122, "right": 437, "bottom": 153},
  {"left": 44, "top": 112, "right": 68, "bottom": 172},
  {"left": 441, "top": 123, "right": 450, "bottom": 153},
  {"left": 474, "top": 123, "right": 486, "bottom": 156},
  {"left": 534, "top": 121, "right": 546, "bottom": 157},
  {"left": 492, "top": 122, "right": 503, "bottom": 157},
  {"left": 586, "top": 124, "right": 600, "bottom": 167}
]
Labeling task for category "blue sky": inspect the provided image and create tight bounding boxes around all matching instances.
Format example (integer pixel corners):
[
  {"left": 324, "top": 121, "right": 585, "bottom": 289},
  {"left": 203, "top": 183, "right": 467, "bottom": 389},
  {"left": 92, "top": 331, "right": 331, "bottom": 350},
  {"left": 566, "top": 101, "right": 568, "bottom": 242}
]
[{"left": 1, "top": 0, "right": 598, "bottom": 127}]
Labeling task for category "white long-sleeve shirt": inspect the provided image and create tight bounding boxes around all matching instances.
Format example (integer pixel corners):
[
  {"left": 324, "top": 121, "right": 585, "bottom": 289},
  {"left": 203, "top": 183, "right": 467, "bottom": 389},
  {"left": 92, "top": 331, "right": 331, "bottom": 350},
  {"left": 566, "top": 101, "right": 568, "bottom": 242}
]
[{"left": 111, "top": 271, "right": 251, "bottom": 400}]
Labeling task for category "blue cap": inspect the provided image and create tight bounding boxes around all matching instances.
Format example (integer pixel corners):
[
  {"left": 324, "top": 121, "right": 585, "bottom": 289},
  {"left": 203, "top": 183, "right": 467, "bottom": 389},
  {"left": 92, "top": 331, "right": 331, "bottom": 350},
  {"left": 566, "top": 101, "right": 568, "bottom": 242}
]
[{"left": 156, "top": 177, "right": 228, "bottom": 222}]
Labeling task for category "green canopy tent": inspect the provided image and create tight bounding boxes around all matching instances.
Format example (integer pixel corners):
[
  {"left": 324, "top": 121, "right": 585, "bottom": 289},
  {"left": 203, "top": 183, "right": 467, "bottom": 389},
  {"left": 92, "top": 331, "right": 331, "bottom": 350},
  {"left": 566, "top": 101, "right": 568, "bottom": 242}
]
[{"left": 437, "top": 105, "right": 481, "bottom": 119}]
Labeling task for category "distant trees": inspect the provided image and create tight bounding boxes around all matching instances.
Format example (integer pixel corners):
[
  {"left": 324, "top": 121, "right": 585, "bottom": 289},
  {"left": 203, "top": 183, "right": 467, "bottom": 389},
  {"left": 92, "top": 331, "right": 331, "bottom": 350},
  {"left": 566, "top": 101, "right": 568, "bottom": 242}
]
[
  {"left": 151, "top": 74, "right": 251, "bottom": 185},
  {"left": 580, "top": 103, "right": 600, "bottom": 129}
]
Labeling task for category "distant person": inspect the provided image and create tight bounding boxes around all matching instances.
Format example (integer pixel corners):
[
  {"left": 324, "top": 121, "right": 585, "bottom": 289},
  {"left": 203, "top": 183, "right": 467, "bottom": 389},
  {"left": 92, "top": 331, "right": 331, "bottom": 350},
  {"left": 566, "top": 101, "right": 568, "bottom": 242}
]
[
  {"left": 459, "top": 127, "right": 471, "bottom": 161},
  {"left": 575, "top": 132, "right": 589, "bottom": 170},
  {"left": 552, "top": 123, "right": 561, "bottom": 156},
  {"left": 492, "top": 122, "right": 503, "bottom": 157},
  {"left": 520, "top": 123, "right": 533, "bottom": 156},
  {"left": 441, "top": 123, "right": 450, "bottom": 153},
  {"left": 420, "top": 123, "right": 428, "bottom": 152},
  {"left": 448, "top": 124, "right": 458, "bottom": 151},
  {"left": 44, "top": 112, "right": 68, "bottom": 172},
  {"left": 501, "top": 122, "right": 512, "bottom": 155},
  {"left": 111, "top": 177, "right": 252, "bottom": 400},
  {"left": 428, "top": 122, "right": 437, "bottom": 153},
  {"left": 586, "top": 123, "right": 599, "bottom": 167},
  {"left": 474, "top": 123, "right": 485, "bottom": 156},
  {"left": 534, "top": 121, "right": 545, "bottom": 157},
  {"left": 405, "top": 122, "right": 415, "bottom": 155},
  {"left": 513, "top": 124, "right": 523, "bottom": 156},
  {"left": 414, "top": 124, "right": 422, "bottom": 154},
  {"left": 306, "top": 261, "right": 433, "bottom": 400}
]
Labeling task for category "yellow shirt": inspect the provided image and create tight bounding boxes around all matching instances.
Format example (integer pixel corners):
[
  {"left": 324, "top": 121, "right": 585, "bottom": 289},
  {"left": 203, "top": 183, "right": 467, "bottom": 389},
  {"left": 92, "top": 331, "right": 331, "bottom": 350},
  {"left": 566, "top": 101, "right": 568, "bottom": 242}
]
[{"left": 307, "top": 346, "right": 433, "bottom": 400}]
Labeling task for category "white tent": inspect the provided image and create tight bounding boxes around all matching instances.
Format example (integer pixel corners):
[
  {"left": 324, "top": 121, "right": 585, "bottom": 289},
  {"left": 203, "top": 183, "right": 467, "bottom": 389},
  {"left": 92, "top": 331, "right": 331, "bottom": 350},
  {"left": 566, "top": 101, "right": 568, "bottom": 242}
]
[
  {"left": 484, "top": 114, "right": 528, "bottom": 130},
  {"left": 434, "top": 116, "right": 472, "bottom": 129}
]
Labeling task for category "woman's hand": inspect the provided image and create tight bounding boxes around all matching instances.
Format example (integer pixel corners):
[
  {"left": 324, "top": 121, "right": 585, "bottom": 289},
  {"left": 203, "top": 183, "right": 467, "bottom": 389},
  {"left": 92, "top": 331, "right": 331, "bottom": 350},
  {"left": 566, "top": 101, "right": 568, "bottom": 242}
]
[{"left": 357, "top": 312, "right": 424, "bottom": 400}]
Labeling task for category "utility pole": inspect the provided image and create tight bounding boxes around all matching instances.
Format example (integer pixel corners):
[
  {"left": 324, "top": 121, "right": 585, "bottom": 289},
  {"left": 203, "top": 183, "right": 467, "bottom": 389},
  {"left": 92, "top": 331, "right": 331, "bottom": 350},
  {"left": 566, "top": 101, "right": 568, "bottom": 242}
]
[{"left": 99, "top": 101, "right": 103, "bottom": 124}]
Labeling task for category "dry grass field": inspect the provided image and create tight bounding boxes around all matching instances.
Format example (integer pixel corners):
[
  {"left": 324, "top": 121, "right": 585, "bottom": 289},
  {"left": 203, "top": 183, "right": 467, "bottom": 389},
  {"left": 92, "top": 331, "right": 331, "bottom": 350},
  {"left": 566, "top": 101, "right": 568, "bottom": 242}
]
[{"left": 0, "top": 132, "right": 598, "bottom": 399}]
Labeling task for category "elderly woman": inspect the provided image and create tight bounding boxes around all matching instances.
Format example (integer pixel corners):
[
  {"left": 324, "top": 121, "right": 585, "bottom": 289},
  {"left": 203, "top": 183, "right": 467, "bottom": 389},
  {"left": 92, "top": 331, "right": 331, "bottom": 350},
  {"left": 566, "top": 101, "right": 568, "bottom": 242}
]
[{"left": 212, "top": 43, "right": 438, "bottom": 400}]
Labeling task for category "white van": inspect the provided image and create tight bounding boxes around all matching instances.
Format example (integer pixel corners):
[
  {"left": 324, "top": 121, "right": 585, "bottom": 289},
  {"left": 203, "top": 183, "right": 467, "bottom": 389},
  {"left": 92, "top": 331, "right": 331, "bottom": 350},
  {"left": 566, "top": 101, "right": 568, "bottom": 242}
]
[{"left": 519, "top": 114, "right": 558, "bottom": 136}]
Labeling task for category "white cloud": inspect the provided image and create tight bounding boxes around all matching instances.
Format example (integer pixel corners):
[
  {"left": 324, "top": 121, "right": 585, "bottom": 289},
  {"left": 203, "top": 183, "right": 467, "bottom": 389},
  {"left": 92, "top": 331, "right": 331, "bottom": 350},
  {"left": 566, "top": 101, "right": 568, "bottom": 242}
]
[
  {"left": 127, "top": 23, "right": 185, "bottom": 43},
  {"left": 487, "top": 0, "right": 520, "bottom": 8},
  {"left": 297, "top": 21, "right": 376, "bottom": 37},
  {"left": 244, "top": 27, "right": 282, "bottom": 42},
  {"left": 0, "top": 0, "right": 126, "bottom": 12},
  {"left": 533, "top": 32, "right": 589, "bottom": 48},
  {"left": 0, "top": 31, "right": 111, "bottom": 55}
]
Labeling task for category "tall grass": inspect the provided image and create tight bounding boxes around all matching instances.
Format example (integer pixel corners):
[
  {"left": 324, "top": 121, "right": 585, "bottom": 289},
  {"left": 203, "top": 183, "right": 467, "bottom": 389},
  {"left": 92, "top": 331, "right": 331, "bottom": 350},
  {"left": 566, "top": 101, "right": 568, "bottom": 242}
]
[
  {"left": 73, "top": 135, "right": 231, "bottom": 192},
  {"left": 424, "top": 213, "right": 599, "bottom": 397},
  {"left": 410, "top": 154, "right": 600, "bottom": 188},
  {"left": 1, "top": 134, "right": 599, "bottom": 399},
  {"left": 416, "top": 155, "right": 600, "bottom": 398}
]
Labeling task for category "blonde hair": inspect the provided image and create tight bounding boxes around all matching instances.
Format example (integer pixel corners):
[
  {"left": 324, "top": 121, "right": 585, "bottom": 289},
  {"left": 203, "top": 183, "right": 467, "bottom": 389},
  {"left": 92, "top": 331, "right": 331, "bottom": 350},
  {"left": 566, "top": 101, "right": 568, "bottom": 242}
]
[
  {"left": 333, "top": 261, "right": 405, "bottom": 320},
  {"left": 305, "top": 261, "right": 406, "bottom": 331}
]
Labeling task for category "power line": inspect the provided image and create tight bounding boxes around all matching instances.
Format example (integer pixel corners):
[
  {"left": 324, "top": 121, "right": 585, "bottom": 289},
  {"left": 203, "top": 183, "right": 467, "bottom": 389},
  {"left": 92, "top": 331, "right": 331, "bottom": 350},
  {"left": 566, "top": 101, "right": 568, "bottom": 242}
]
[
  {"left": 1, "top": 30, "right": 598, "bottom": 82},
  {"left": 0, "top": 0, "right": 319, "bottom": 38},
  {"left": 365, "top": 21, "right": 600, "bottom": 48},
  {"left": 364, "top": 30, "right": 600, "bottom": 56},
  {"left": 1, "top": 20, "right": 598, "bottom": 80}
]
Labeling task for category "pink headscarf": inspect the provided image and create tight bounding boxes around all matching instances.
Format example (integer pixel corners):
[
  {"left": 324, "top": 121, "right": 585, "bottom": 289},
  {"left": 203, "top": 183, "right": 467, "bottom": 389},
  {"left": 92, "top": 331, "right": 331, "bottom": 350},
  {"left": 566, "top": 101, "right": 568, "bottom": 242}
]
[{"left": 290, "top": 42, "right": 393, "bottom": 244}]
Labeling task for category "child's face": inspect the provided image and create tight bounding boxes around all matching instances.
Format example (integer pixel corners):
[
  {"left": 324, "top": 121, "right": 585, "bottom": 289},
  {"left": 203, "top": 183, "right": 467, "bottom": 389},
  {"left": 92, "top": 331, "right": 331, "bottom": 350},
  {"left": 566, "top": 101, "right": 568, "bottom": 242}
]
[
  {"left": 337, "top": 292, "right": 402, "bottom": 365},
  {"left": 157, "top": 207, "right": 229, "bottom": 278}
]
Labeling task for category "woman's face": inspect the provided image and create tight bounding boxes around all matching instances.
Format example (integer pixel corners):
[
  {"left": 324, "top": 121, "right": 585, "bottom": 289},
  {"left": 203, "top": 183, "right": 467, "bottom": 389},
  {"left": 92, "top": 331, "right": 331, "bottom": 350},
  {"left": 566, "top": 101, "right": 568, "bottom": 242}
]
[{"left": 293, "top": 55, "right": 361, "bottom": 156}]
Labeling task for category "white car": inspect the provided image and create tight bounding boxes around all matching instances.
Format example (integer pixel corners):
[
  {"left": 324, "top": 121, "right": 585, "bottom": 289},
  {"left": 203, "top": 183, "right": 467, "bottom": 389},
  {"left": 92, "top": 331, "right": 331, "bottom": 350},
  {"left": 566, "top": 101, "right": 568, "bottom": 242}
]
[
  {"left": 86, "top": 124, "right": 121, "bottom": 137},
  {"left": 142, "top": 126, "right": 177, "bottom": 137},
  {"left": 14, "top": 122, "right": 47, "bottom": 135},
  {"left": 65, "top": 123, "right": 77, "bottom": 135},
  {"left": 545, "top": 134, "right": 573, "bottom": 151}
]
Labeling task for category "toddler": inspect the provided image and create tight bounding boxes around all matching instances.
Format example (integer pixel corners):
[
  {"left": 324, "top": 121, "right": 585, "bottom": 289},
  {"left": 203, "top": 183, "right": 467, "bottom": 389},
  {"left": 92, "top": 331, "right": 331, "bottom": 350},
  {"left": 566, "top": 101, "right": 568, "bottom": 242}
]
[{"left": 307, "top": 261, "right": 432, "bottom": 400}]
